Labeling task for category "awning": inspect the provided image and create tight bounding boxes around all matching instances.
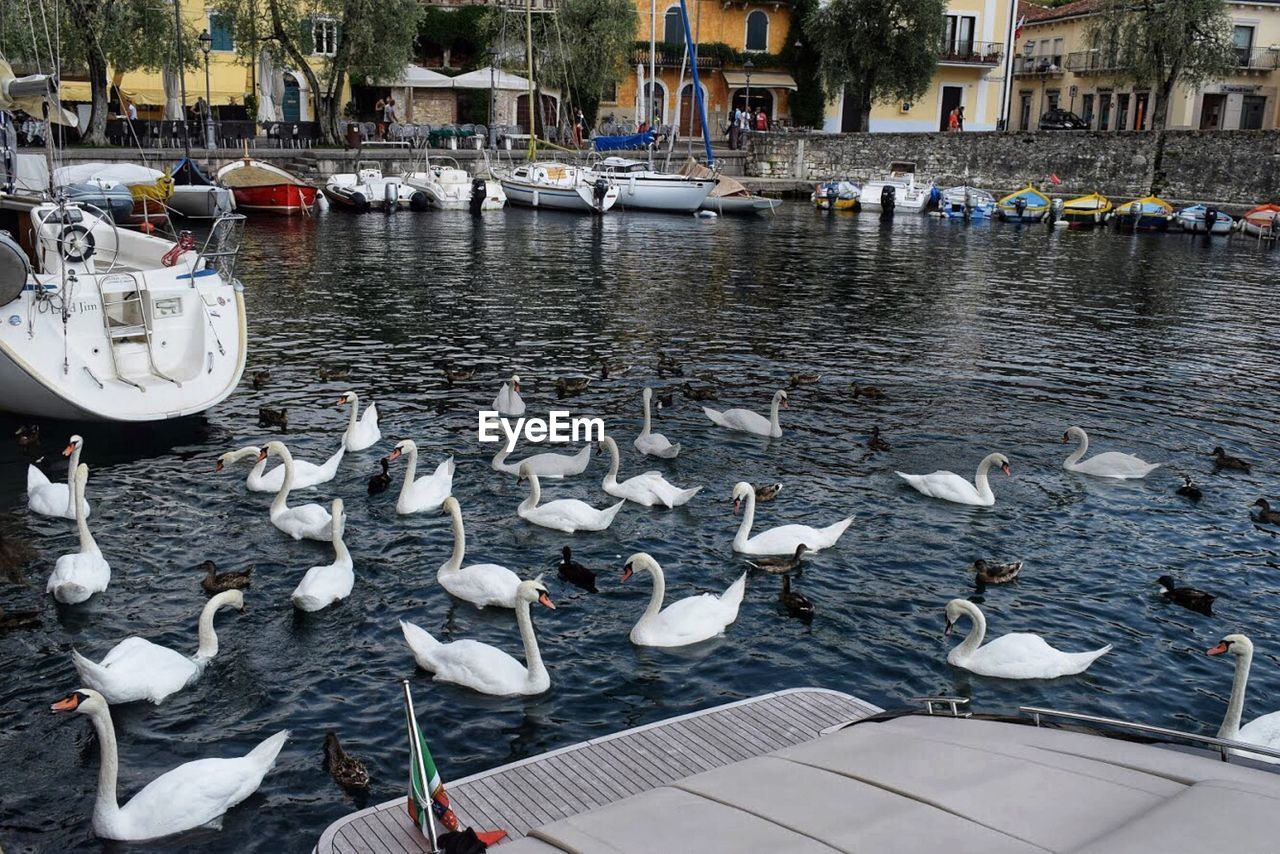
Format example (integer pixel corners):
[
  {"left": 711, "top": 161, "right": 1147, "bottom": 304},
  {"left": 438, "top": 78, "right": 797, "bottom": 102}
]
[
  {"left": 722, "top": 71, "right": 797, "bottom": 90},
  {"left": 450, "top": 66, "right": 534, "bottom": 91},
  {"left": 377, "top": 64, "right": 453, "bottom": 89},
  {"left": 59, "top": 82, "right": 246, "bottom": 106}
]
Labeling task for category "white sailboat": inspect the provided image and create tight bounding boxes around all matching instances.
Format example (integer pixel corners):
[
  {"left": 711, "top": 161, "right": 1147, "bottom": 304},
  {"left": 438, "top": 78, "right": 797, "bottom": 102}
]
[
  {"left": 500, "top": 163, "right": 619, "bottom": 213},
  {"left": 592, "top": 156, "right": 713, "bottom": 213}
]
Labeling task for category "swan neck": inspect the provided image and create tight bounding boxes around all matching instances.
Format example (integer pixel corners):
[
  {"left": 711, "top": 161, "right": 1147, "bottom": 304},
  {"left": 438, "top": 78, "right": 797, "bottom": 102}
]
[
  {"left": 956, "top": 603, "right": 986, "bottom": 658},
  {"left": 87, "top": 703, "right": 121, "bottom": 825},
  {"left": 515, "top": 598, "right": 546, "bottom": 687},
  {"left": 1220, "top": 647, "right": 1253, "bottom": 740},
  {"left": 520, "top": 473, "right": 540, "bottom": 511},
  {"left": 1065, "top": 431, "right": 1087, "bottom": 466},
  {"left": 67, "top": 442, "right": 82, "bottom": 514},
  {"left": 398, "top": 444, "right": 419, "bottom": 503},
  {"left": 640, "top": 563, "right": 666, "bottom": 625},
  {"left": 271, "top": 446, "right": 295, "bottom": 513},
  {"left": 443, "top": 503, "right": 464, "bottom": 571},
  {"left": 332, "top": 519, "right": 351, "bottom": 567},
  {"left": 195, "top": 597, "right": 223, "bottom": 660},
  {"left": 605, "top": 441, "right": 620, "bottom": 484},
  {"left": 974, "top": 457, "right": 995, "bottom": 501},
  {"left": 641, "top": 395, "right": 652, "bottom": 435},
  {"left": 75, "top": 473, "right": 98, "bottom": 556},
  {"left": 733, "top": 491, "right": 755, "bottom": 549},
  {"left": 345, "top": 394, "right": 359, "bottom": 434},
  {"left": 770, "top": 398, "right": 782, "bottom": 433}
]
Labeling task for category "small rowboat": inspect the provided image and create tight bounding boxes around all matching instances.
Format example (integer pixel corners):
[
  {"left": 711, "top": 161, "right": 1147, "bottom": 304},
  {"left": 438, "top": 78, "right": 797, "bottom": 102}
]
[
  {"left": 937, "top": 186, "right": 995, "bottom": 219},
  {"left": 1176, "top": 204, "right": 1233, "bottom": 235},
  {"left": 1061, "top": 192, "right": 1112, "bottom": 227},
  {"left": 1241, "top": 203, "right": 1280, "bottom": 237},
  {"left": 997, "top": 183, "right": 1049, "bottom": 222},
  {"left": 1112, "top": 196, "right": 1174, "bottom": 232},
  {"left": 811, "top": 180, "right": 860, "bottom": 211}
]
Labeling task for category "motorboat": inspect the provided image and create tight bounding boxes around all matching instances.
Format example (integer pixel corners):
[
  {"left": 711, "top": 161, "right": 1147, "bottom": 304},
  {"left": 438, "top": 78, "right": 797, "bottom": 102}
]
[
  {"left": 1176, "top": 204, "right": 1233, "bottom": 235},
  {"left": 402, "top": 158, "right": 505, "bottom": 211},
  {"left": 1240, "top": 203, "right": 1280, "bottom": 237},
  {"left": 811, "top": 180, "right": 861, "bottom": 211},
  {"left": 59, "top": 178, "right": 133, "bottom": 223},
  {"left": 1061, "top": 192, "right": 1113, "bottom": 227},
  {"left": 590, "top": 157, "right": 714, "bottom": 213},
  {"left": 1112, "top": 196, "right": 1174, "bottom": 232},
  {"left": 997, "top": 183, "right": 1050, "bottom": 222},
  {"left": 169, "top": 158, "right": 235, "bottom": 220},
  {"left": 216, "top": 155, "right": 319, "bottom": 215},
  {"left": 936, "top": 185, "right": 995, "bottom": 219},
  {"left": 500, "top": 162, "right": 619, "bottom": 213},
  {"left": 324, "top": 163, "right": 429, "bottom": 213},
  {"left": 54, "top": 162, "right": 172, "bottom": 229},
  {"left": 858, "top": 162, "right": 933, "bottom": 213}
]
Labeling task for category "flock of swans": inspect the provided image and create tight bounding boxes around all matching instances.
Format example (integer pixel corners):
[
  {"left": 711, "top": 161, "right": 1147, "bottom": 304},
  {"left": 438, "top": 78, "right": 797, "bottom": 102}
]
[{"left": 17, "top": 372, "right": 1280, "bottom": 840}]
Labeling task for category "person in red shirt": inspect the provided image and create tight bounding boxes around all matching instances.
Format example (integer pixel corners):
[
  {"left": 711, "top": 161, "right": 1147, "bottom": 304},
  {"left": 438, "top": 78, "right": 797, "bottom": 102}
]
[{"left": 755, "top": 108, "right": 767, "bottom": 131}]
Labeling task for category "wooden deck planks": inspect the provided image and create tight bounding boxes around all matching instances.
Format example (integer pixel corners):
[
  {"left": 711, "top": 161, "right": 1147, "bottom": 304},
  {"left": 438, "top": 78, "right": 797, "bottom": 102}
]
[{"left": 314, "top": 688, "right": 881, "bottom": 853}]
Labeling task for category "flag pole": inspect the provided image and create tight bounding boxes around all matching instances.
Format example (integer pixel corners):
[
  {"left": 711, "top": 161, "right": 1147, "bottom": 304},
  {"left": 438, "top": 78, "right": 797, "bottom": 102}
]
[{"left": 403, "top": 680, "right": 443, "bottom": 854}]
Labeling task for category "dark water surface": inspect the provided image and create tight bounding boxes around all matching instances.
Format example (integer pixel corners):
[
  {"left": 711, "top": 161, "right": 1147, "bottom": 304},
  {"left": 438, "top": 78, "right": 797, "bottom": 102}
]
[{"left": 3, "top": 205, "right": 1280, "bottom": 852}]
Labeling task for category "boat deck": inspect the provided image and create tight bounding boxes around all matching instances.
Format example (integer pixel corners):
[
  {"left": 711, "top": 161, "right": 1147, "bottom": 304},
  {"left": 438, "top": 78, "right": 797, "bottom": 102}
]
[{"left": 314, "top": 687, "right": 881, "bottom": 853}]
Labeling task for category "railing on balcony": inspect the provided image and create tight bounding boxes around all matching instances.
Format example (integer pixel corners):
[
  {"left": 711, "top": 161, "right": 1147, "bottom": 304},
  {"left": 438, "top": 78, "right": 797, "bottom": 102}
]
[
  {"left": 629, "top": 45, "right": 723, "bottom": 70},
  {"left": 1015, "top": 54, "right": 1065, "bottom": 75},
  {"left": 1235, "top": 46, "right": 1280, "bottom": 71},
  {"left": 938, "top": 40, "right": 1003, "bottom": 65}
]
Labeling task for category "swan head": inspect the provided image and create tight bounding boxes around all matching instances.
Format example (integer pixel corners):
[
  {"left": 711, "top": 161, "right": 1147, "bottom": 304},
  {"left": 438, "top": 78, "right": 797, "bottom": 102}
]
[
  {"left": 336, "top": 391, "right": 356, "bottom": 407},
  {"left": 731, "top": 481, "right": 754, "bottom": 514},
  {"left": 441, "top": 496, "right": 460, "bottom": 516},
  {"left": 216, "top": 446, "right": 259, "bottom": 472},
  {"left": 596, "top": 435, "right": 617, "bottom": 456},
  {"left": 331, "top": 499, "right": 346, "bottom": 539},
  {"left": 510, "top": 374, "right": 522, "bottom": 392},
  {"left": 943, "top": 598, "right": 979, "bottom": 635},
  {"left": 516, "top": 461, "right": 537, "bottom": 484},
  {"left": 1208, "top": 633, "right": 1253, "bottom": 659},
  {"left": 774, "top": 389, "right": 789, "bottom": 408},
  {"left": 1063, "top": 426, "right": 1085, "bottom": 444},
  {"left": 63, "top": 435, "right": 83, "bottom": 457},
  {"left": 51, "top": 687, "right": 107, "bottom": 717},
  {"left": 985, "top": 453, "right": 1011, "bottom": 476},
  {"left": 643, "top": 387, "right": 652, "bottom": 401},
  {"left": 257, "top": 441, "right": 285, "bottom": 463},
  {"left": 211, "top": 588, "right": 246, "bottom": 611},
  {"left": 621, "top": 552, "right": 659, "bottom": 582},
  {"left": 517, "top": 578, "right": 555, "bottom": 609},
  {"left": 387, "top": 439, "right": 415, "bottom": 462}
]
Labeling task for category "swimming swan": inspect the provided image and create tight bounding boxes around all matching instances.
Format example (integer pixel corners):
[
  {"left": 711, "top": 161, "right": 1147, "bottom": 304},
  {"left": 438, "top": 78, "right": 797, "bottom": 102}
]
[
  {"left": 387, "top": 440, "right": 454, "bottom": 514},
  {"left": 47, "top": 465, "right": 109, "bottom": 604},
  {"left": 703, "top": 389, "right": 787, "bottom": 438},
  {"left": 28, "top": 434, "right": 91, "bottom": 519},
  {"left": 437, "top": 496, "right": 521, "bottom": 609},
  {"left": 337, "top": 391, "right": 381, "bottom": 452},
  {"left": 622, "top": 552, "right": 745, "bottom": 647},
  {"left": 896, "top": 452, "right": 1011, "bottom": 507},
  {"left": 634, "top": 387, "right": 680, "bottom": 458},
  {"left": 600, "top": 436, "right": 700, "bottom": 508},
  {"left": 1207, "top": 634, "right": 1280, "bottom": 764},
  {"left": 943, "top": 599, "right": 1111, "bottom": 679},
  {"left": 259, "top": 443, "right": 333, "bottom": 541},
  {"left": 517, "top": 464, "right": 624, "bottom": 533},
  {"left": 291, "top": 500, "right": 354, "bottom": 612},
  {"left": 217, "top": 442, "right": 344, "bottom": 492},
  {"left": 730, "top": 481, "right": 852, "bottom": 556},
  {"left": 1061, "top": 426, "right": 1159, "bottom": 479}
]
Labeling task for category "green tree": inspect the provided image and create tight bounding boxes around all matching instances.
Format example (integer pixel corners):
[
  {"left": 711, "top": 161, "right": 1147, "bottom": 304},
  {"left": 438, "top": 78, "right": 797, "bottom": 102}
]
[
  {"left": 1086, "top": 0, "right": 1235, "bottom": 129},
  {"left": 538, "top": 0, "right": 637, "bottom": 128},
  {"left": 805, "top": 0, "right": 945, "bottom": 132},
  {"left": 784, "top": 0, "right": 824, "bottom": 129},
  {"left": 216, "top": 0, "right": 421, "bottom": 144}
]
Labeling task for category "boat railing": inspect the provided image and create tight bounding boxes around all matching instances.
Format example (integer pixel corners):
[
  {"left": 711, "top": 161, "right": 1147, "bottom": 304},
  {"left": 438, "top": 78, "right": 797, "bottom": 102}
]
[
  {"left": 1020, "top": 705, "right": 1280, "bottom": 764},
  {"left": 910, "top": 696, "right": 972, "bottom": 718},
  {"left": 198, "top": 213, "right": 247, "bottom": 283}
]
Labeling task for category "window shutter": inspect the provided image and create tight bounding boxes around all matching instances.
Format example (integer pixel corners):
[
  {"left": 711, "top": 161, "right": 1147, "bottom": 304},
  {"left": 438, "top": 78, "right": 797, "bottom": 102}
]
[
  {"left": 334, "top": 21, "right": 342, "bottom": 55},
  {"left": 301, "top": 17, "right": 315, "bottom": 55}
]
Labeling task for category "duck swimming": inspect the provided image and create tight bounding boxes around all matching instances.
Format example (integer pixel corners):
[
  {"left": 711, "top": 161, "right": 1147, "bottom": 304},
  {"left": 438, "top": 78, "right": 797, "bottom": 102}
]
[
  {"left": 852, "top": 383, "right": 886, "bottom": 400},
  {"left": 324, "top": 731, "right": 370, "bottom": 792},
  {"left": 199, "top": 560, "right": 252, "bottom": 595},
  {"left": 558, "top": 546, "right": 597, "bottom": 593},
  {"left": 257, "top": 406, "right": 288, "bottom": 430},
  {"left": 754, "top": 483, "right": 782, "bottom": 502},
  {"left": 780, "top": 575, "right": 814, "bottom": 617},
  {"left": 368, "top": 458, "right": 391, "bottom": 495},
  {"left": 972, "top": 559, "right": 1022, "bottom": 585},
  {"left": 1156, "top": 575, "right": 1215, "bottom": 615},
  {"left": 1252, "top": 499, "right": 1280, "bottom": 525},
  {"left": 1212, "top": 447, "right": 1251, "bottom": 472},
  {"left": 868, "top": 426, "right": 890, "bottom": 452},
  {"left": 747, "top": 543, "right": 808, "bottom": 574},
  {"left": 1177, "top": 476, "right": 1202, "bottom": 501}
]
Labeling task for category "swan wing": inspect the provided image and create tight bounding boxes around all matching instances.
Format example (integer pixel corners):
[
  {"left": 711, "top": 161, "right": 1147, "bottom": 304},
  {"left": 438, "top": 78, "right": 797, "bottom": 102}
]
[
  {"left": 1069, "top": 451, "right": 1160, "bottom": 479},
  {"left": 291, "top": 563, "right": 355, "bottom": 611},
  {"left": 344, "top": 402, "right": 381, "bottom": 451},
  {"left": 402, "top": 458, "right": 455, "bottom": 513},
  {"left": 896, "top": 470, "right": 987, "bottom": 505},
  {"left": 423, "top": 638, "right": 529, "bottom": 695},
  {"left": 438, "top": 563, "right": 521, "bottom": 609},
  {"left": 1237, "top": 711, "right": 1280, "bottom": 764},
  {"left": 26, "top": 464, "right": 51, "bottom": 493},
  {"left": 525, "top": 498, "right": 618, "bottom": 532},
  {"left": 647, "top": 478, "right": 702, "bottom": 508},
  {"left": 247, "top": 463, "right": 285, "bottom": 492},
  {"left": 274, "top": 504, "right": 333, "bottom": 540},
  {"left": 742, "top": 523, "right": 842, "bottom": 556},
  {"left": 707, "top": 407, "right": 771, "bottom": 436},
  {"left": 73, "top": 639, "right": 197, "bottom": 704},
  {"left": 113, "top": 731, "right": 288, "bottom": 841},
  {"left": 48, "top": 553, "right": 111, "bottom": 603},
  {"left": 639, "top": 576, "right": 746, "bottom": 647},
  {"left": 955, "top": 632, "right": 1111, "bottom": 679},
  {"left": 635, "top": 432, "right": 679, "bottom": 458},
  {"left": 28, "top": 479, "right": 81, "bottom": 519}
]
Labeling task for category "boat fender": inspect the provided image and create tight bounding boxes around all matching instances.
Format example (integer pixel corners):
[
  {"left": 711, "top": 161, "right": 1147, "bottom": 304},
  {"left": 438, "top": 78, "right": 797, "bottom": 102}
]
[
  {"left": 0, "top": 230, "right": 29, "bottom": 306},
  {"left": 469, "top": 178, "right": 487, "bottom": 215},
  {"left": 161, "top": 231, "right": 197, "bottom": 267},
  {"left": 58, "top": 224, "right": 95, "bottom": 263},
  {"left": 350, "top": 192, "right": 370, "bottom": 213},
  {"left": 409, "top": 191, "right": 430, "bottom": 213}
]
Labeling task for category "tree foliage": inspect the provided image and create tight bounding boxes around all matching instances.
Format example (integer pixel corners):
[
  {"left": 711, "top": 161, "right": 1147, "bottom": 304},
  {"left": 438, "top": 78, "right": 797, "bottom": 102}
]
[
  {"left": 805, "top": 0, "right": 945, "bottom": 132},
  {"left": 783, "top": 0, "right": 824, "bottom": 129},
  {"left": 419, "top": 6, "right": 488, "bottom": 68},
  {"left": 215, "top": 0, "right": 420, "bottom": 144},
  {"left": 538, "top": 0, "right": 637, "bottom": 127},
  {"left": 1086, "top": 0, "right": 1235, "bottom": 129}
]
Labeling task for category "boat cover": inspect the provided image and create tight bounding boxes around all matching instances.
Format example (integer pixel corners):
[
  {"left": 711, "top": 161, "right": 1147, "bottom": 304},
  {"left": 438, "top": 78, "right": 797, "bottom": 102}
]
[
  {"left": 498, "top": 714, "right": 1280, "bottom": 853},
  {"left": 172, "top": 158, "right": 215, "bottom": 187},
  {"left": 593, "top": 131, "right": 655, "bottom": 152}
]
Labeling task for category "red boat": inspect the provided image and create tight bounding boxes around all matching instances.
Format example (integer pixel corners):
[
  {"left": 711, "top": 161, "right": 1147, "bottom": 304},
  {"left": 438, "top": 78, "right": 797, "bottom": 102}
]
[
  {"left": 215, "top": 157, "right": 318, "bottom": 215},
  {"left": 1241, "top": 203, "right": 1280, "bottom": 237}
]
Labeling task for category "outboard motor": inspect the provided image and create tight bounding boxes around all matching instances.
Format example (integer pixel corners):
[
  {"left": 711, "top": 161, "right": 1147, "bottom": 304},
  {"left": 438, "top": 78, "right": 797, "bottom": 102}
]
[
  {"left": 1014, "top": 196, "right": 1028, "bottom": 221},
  {"left": 825, "top": 183, "right": 837, "bottom": 211},
  {"left": 469, "top": 178, "right": 487, "bottom": 216},
  {"left": 349, "top": 191, "right": 370, "bottom": 213},
  {"left": 1048, "top": 197, "right": 1064, "bottom": 226},
  {"left": 592, "top": 177, "right": 610, "bottom": 211},
  {"left": 384, "top": 181, "right": 398, "bottom": 213},
  {"left": 879, "top": 184, "right": 896, "bottom": 217},
  {"left": 1204, "top": 205, "right": 1219, "bottom": 236},
  {"left": 928, "top": 184, "right": 941, "bottom": 212}
]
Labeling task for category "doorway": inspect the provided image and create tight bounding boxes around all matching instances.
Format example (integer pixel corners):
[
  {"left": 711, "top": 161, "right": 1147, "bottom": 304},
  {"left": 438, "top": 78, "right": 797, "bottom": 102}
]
[
  {"left": 1018, "top": 93, "right": 1032, "bottom": 130},
  {"left": 939, "top": 85, "right": 963, "bottom": 131},
  {"left": 282, "top": 75, "right": 301, "bottom": 121},
  {"left": 1098, "top": 93, "right": 1112, "bottom": 130},
  {"left": 1116, "top": 93, "right": 1130, "bottom": 131},
  {"left": 1133, "top": 92, "right": 1149, "bottom": 130},
  {"left": 1199, "top": 94, "right": 1225, "bottom": 129},
  {"left": 1241, "top": 95, "right": 1266, "bottom": 129}
]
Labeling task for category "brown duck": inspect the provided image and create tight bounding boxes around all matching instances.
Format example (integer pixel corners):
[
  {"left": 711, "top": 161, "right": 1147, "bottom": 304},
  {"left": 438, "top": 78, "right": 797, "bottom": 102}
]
[
  {"left": 868, "top": 426, "right": 890, "bottom": 452},
  {"left": 325, "top": 731, "right": 370, "bottom": 792},
  {"left": 368, "top": 458, "right": 392, "bottom": 495},
  {"left": 1253, "top": 499, "right": 1280, "bottom": 525},
  {"left": 443, "top": 365, "right": 475, "bottom": 385},
  {"left": 250, "top": 369, "right": 271, "bottom": 390},
  {"left": 780, "top": 575, "right": 814, "bottom": 617},
  {"left": 14, "top": 425, "right": 39, "bottom": 447},
  {"left": 1211, "top": 447, "right": 1251, "bottom": 472},
  {"left": 0, "top": 606, "right": 40, "bottom": 630},
  {"left": 318, "top": 366, "right": 351, "bottom": 381},
  {"left": 556, "top": 376, "right": 592, "bottom": 396},
  {"left": 257, "top": 406, "right": 288, "bottom": 430},
  {"left": 972, "top": 559, "right": 1022, "bottom": 584},
  {"left": 852, "top": 383, "right": 886, "bottom": 400},
  {"left": 200, "top": 560, "right": 253, "bottom": 594},
  {"left": 788, "top": 372, "right": 819, "bottom": 388},
  {"left": 754, "top": 482, "right": 782, "bottom": 502},
  {"left": 1157, "top": 575, "right": 1215, "bottom": 615},
  {"left": 682, "top": 382, "right": 717, "bottom": 401}
]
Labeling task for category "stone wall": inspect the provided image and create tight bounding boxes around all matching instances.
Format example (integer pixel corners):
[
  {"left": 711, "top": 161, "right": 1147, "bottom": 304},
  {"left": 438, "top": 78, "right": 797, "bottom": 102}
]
[{"left": 745, "top": 130, "right": 1280, "bottom": 204}]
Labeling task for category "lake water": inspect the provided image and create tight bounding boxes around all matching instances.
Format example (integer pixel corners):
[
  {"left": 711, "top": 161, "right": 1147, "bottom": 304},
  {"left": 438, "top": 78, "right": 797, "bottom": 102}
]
[{"left": 2, "top": 204, "right": 1280, "bottom": 852}]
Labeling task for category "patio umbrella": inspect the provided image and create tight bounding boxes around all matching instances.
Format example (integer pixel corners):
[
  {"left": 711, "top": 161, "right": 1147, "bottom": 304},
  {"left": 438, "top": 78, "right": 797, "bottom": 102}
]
[
  {"left": 162, "top": 62, "right": 182, "bottom": 119},
  {"left": 257, "top": 49, "right": 278, "bottom": 122}
]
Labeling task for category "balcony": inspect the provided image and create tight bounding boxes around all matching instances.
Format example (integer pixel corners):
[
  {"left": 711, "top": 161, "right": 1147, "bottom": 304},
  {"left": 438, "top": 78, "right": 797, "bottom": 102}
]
[
  {"left": 1065, "top": 51, "right": 1125, "bottom": 74},
  {"left": 1014, "top": 54, "right": 1065, "bottom": 77},
  {"left": 1235, "top": 46, "right": 1280, "bottom": 73},
  {"left": 630, "top": 44, "right": 723, "bottom": 70},
  {"left": 938, "top": 40, "right": 1003, "bottom": 67}
]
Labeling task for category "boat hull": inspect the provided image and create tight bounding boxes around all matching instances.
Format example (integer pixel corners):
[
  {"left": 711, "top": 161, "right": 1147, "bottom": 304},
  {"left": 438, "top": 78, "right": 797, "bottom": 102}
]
[
  {"left": 613, "top": 178, "right": 713, "bottom": 213},
  {"left": 700, "top": 195, "right": 780, "bottom": 215},
  {"left": 231, "top": 183, "right": 318, "bottom": 214},
  {"left": 170, "top": 185, "right": 236, "bottom": 219},
  {"left": 501, "top": 180, "right": 619, "bottom": 213}
]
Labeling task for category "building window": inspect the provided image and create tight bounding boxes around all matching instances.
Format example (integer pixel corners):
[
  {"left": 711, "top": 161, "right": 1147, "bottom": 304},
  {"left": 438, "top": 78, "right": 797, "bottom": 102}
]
[
  {"left": 601, "top": 80, "right": 617, "bottom": 104},
  {"left": 1047, "top": 90, "right": 1060, "bottom": 112},
  {"left": 1052, "top": 38, "right": 1064, "bottom": 68},
  {"left": 1234, "top": 25, "right": 1255, "bottom": 66},
  {"left": 745, "top": 11, "right": 768, "bottom": 52},
  {"left": 1081, "top": 93, "right": 1095, "bottom": 127},
  {"left": 944, "top": 15, "right": 975, "bottom": 57},
  {"left": 663, "top": 7, "right": 684, "bottom": 45},
  {"left": 312, "top": 18, "right": 338, "bottom": 57},
  {"left": 1241, "top": 94, "right": 1266, "bottom": 129},
  {"left": 209, "top": 13, "right": 234, "bottom": 52},
  {"left": 1116, "top": 93, "right": 1129, "bottom": 130}
]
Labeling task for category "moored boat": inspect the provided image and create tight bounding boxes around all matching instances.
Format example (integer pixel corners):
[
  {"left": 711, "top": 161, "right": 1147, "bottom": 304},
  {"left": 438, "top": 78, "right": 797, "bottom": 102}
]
[
  {"left": 936, "top": 186, "right": 995, "bottom": 219},
  {"left": 500, "top": 162, "right": 619, "bottom": 214},
  {"left": 1061, "top": 192, "right": 1112, "bottom": 227},
  {"left": 997, "top": 183, "right": 1050, "bottom": 222},
  {"left": 811, "top": 180, "right": 861, "bottom": 211},
  {"left": 324, "top": 163, "right": 429, "bottom": 213},
  {"left": 215, "top": 156, "right": 319, "bottom": 215},
  {"left": 402, "top": 159, "right": 505, "bottom": 211},
  {"left": 169, "top": 158, "right": 235, "bottom": 220},
  {"left": 678, "top": 159, "right": 779, "bottom": 215},
  {"left": 1176, "top": 204, "right": 1233, "bottom": 235},
  {"left": 1241, "top": 203, "right": 1280, "bottom": 237},
  {"left": 859, "top": 161, "right": 932, "bottom": 213},
  {"left": 592, "top": 157, "right": 714, "bottom": 213},
  {"left": 1112, "top": 195, "right": 1174, "bottom": 232},
  {"left": 54, "top": 162, "right": 173, "bottom": 229}
]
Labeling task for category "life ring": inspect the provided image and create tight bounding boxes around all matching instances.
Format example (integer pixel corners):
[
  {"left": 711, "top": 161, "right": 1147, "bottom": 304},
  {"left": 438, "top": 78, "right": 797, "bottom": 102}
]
[{"left": 58, "top": 224, "right": 95, "bottom": 263}]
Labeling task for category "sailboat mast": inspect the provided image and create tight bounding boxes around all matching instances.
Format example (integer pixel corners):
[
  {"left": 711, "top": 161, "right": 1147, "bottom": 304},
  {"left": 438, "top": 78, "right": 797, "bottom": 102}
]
[
  {"left": 525, "top": 0, "right": 536, "bottom": 160},
  {"left": 173, "top": 0, "right": 191, "bottom": 160},
  {"left": 677, "top": 0, "right": 712, "bottom": 165},
  {"left": 649, "top": 0, "right": 656, "bottom": 128}
]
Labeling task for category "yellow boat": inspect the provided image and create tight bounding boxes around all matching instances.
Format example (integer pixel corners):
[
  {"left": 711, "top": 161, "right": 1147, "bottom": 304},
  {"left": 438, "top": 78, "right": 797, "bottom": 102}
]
[
  {"left": 128, "top": 170, "right": 175, "bottom": 203},
  {"left": 811, "top": 180, "right": 861, "bottom": 211},
  {"left": 1112, "top": 196, "right": 1174, "bottom": 232},
  {"left": 1061, "top": 192, "right": 1113, "bottom": 226}
]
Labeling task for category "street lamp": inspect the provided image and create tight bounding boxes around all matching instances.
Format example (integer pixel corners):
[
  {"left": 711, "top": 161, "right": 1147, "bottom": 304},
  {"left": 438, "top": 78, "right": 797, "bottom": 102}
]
[
  {"left": 488, "top": 46, "right": 499, "bottom": 149},
  {"left": 744, "top": 58, "right": 753, "bottom": 116},
  {"left": 198, "top": 28, "right": 215, "bottom": 149}
]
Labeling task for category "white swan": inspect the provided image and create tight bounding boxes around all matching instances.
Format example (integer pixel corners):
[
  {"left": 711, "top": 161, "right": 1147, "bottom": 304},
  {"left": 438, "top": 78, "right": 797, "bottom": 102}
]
[
  {"left": 291, "top": 500, "right": 353, "bottom": 612},
  {"left": 70, "top": 591, "right": 245, "bottom": 704},
  {"left": 944, "top": 599, "right": 1111, "bottom": 679},
  {"left": 517, "top": 463, "right": 624, "bottom": 533},
  {"left": 1061, "top": 426, "right": 1159, "bottom": 479},
  {"left": 600, "top": 436, "right": 700, "bottom": 508},
  {"left": 387, "top": 440, "right": 454, "bottom": 514},
  {"left": 491, "top": 444, "right": 591, "bottom": 479},
  {"left": 337, "top": 391, "right": 381, "bottom": 452},
  {"left": 259, "top": 442, "right": 332, "bottom": 541},
  {"left": 493, "top": 374, "right": 525, "bottom": 417},
  {"left": 622, "top": 552, "right": 746, "bottom": 647},
  {"left": 703, "top": 389, "right": 787, "bottom": 438},
  {"left": 1207, "top": 634, "right": 1280, "bottom": 763},
  {"left": 635, "top": 387, "right": 680, "bottom": 458},
  {"left": 216, "top": 442, "right": 344, "bottom": 492},
  {"left": 47, "top": 464, "right": 110, "bottom": 604},
  {"left": 730, "top": 481, "right": 852, "bottom": 556},
  {"left": 51, "top": 688, "right": 288, "bottom": 841},
  {"left": 896, "top": 452, "right": 1010, "bottom": 507},
  {"left": 400, "top": 578, "right": 554, "bottom": 696},
  {"left": 28, "top": 434, "right": 91, "bottom": 519},
  {"left": 437, "top": 496, "right": 521, "bottom": 609}
]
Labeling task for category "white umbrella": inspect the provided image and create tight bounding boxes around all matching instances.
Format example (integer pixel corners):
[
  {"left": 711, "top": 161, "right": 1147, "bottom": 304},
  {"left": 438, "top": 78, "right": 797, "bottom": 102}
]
[
  {"left": 162, "top": 63, "right": 182, "bottom": 120},
  {"left": 257, "top": 49, "right": 277, "bottom": 122},
  {"left": 635, "top": 64, "right": 644, "bottom": 124}
]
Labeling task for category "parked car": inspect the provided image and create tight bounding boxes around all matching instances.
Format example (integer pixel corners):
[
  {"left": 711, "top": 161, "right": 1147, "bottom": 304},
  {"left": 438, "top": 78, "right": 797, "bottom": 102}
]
[{"left": 1039, "top": 109, "right": 1089, "bottom": 130}]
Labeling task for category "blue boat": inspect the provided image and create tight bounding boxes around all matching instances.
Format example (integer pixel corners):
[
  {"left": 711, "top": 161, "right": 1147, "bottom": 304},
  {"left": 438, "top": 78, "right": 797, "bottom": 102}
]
[
  {"left": 1112, "top": 196, "right": 1174, "bottom": 232},
  {"left": 1175, "top": 204, "right": 1234, "bottom": 235},
  {"left": 938, "top": 186, "right": 995, "bottom": 220},
  {"left": 997, "top": 183, "right": 1049, "bottom": 222}
]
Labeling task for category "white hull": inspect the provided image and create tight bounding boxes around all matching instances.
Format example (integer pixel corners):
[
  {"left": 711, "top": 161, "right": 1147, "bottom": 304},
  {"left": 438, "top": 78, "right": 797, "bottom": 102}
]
[
  {"left": 404, "top": 169, "right": 506, "bottom": 211},
  {"left": 700, "top": 194, "right": 779, "bottom": 215},
  {"left": 859, "top": 180, "right": 931, "bottom": 213},
  {"left": 169, "top": 184, "right": 236, "bottom": 219},
  {"left": 501, "top": 163, "right": 619, "bottom": 213}
]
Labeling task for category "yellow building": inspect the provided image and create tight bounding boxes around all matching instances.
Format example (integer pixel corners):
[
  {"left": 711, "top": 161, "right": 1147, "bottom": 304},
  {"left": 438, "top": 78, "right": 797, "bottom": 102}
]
[
  {"left": 1014, "top": 0, "right": 1280, "bottom": 130},
  {"left": 822, "top": 0, "right": 1016, "bottom": 132},
  {"left": 610, "top": 0, "right": 797, "bottom": 135}
]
